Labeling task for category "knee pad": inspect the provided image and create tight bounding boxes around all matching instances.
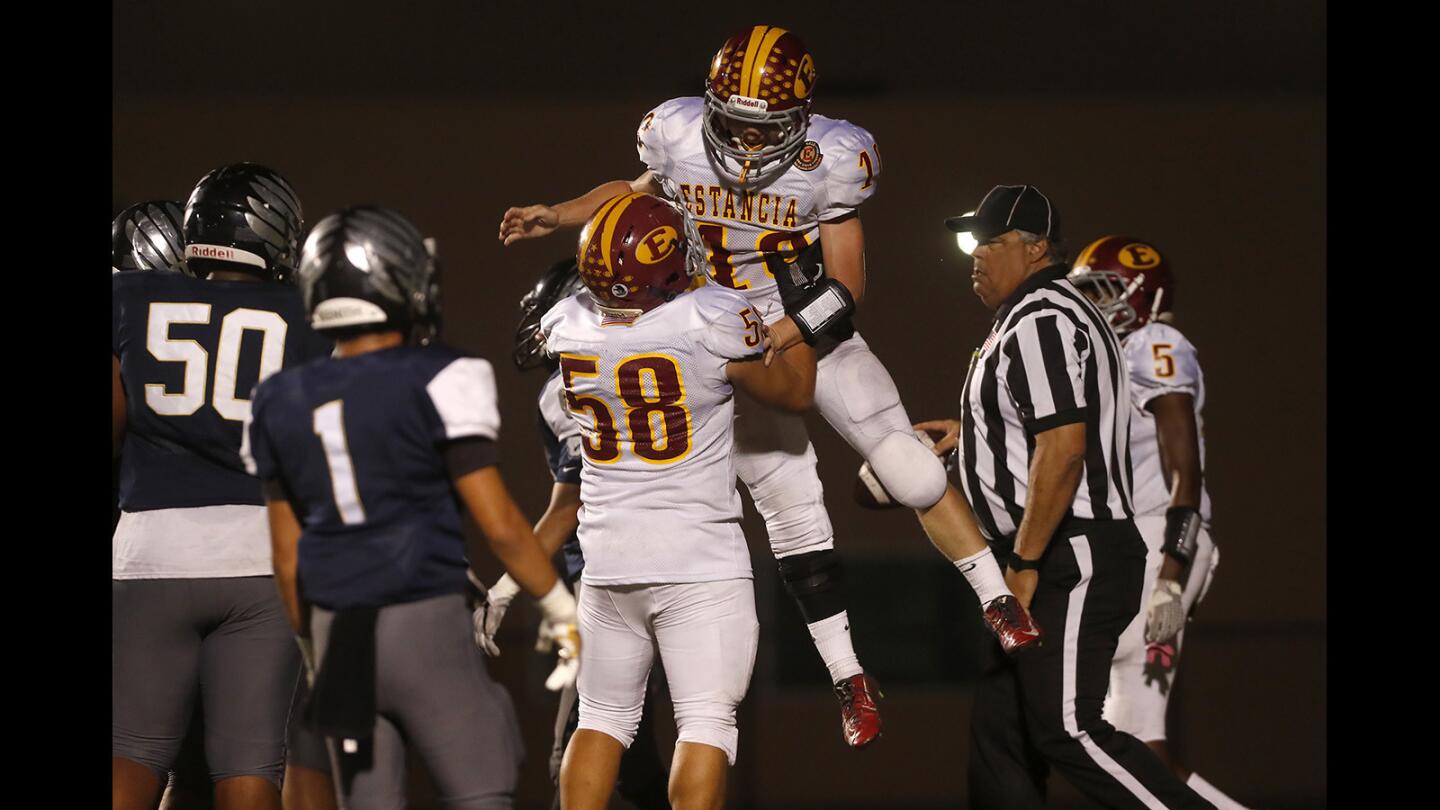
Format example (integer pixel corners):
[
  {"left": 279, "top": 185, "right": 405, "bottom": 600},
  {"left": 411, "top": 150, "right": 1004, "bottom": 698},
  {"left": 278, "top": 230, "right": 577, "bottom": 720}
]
[
  {"left": 575, "top": 696, "right": 643, "bottom": 751},
  {"left": 776, "top": 549, "right": 846, "bottom": 623},
  {"left": 671, "top": 700, "right": 740, "bottom": 766},
  {"left": 865, "top": 432, "right": 948, "bottom": 509}
]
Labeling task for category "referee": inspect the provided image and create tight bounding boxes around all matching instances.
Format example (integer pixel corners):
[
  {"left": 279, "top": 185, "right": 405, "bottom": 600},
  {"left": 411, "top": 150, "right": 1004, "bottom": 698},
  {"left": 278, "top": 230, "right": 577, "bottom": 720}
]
[{"left": 925, "top": 185, "right": 1213, "bottom": 809}]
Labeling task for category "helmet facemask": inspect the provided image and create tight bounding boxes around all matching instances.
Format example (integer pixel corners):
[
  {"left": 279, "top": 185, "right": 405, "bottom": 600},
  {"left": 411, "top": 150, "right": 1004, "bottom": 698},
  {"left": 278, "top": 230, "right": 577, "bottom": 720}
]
[
  {"left": 1070, "top": 268, "right": 1141, "bottom": 335},
  {"left": 702, "top": 90, "right": 809, "bottom": 187}
]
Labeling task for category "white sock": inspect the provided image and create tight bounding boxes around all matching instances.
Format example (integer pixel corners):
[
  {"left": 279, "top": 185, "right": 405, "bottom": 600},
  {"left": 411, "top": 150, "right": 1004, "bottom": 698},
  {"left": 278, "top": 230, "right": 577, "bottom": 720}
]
[
  {"left": 1187, "top": 772, "right": 1252, "bottom": 810},
  {"left": 954, "top": 547, "right": 1010, "bottom": 607},
  {"left": 807, "top": 611, "right": 862, "bottom": 683}
]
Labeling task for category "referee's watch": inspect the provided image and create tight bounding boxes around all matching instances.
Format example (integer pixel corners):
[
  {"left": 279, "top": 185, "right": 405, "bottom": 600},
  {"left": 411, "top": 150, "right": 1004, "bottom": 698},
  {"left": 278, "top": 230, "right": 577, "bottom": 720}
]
[{"left": 1008, "top": 552, "right": 1043, "bottom": 571}]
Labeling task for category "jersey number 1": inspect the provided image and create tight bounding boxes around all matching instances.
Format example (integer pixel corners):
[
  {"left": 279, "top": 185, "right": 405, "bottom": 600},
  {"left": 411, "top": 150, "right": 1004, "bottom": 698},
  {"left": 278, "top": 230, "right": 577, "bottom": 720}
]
[{"left": 312, "top": 399, "right": 367, "bottom": 525}]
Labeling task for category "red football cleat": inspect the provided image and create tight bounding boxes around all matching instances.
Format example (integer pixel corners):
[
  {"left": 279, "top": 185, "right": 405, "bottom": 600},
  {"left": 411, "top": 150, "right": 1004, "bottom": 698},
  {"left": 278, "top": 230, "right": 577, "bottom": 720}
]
[
  {"left": 833, "top": 673, "right": 883, "bottom": 749},
  {"left": 983, "top": 595, "right": 1043, "bottom": 654}
]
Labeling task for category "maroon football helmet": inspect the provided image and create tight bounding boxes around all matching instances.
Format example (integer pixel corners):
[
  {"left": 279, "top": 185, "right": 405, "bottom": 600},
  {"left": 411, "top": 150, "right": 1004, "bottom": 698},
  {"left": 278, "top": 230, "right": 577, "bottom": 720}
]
[
  {"left": 1067, "top": 235, "right": 1175, "bottom": 336},
  {"left": 702, "top": 25, "right": 816, "bottom": 185},
  {"left": 575, "top": 193, "right": 705, "bottom": 317}
]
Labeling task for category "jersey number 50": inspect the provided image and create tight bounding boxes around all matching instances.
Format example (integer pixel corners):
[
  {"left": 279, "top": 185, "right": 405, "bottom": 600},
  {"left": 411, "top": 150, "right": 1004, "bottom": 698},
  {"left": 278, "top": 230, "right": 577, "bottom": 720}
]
[
  {"left": 145, "top": 303, "right": 288, "bottom": 421},
  {"left": 559, "top": 353, "right": 692, "bottom": 464}
]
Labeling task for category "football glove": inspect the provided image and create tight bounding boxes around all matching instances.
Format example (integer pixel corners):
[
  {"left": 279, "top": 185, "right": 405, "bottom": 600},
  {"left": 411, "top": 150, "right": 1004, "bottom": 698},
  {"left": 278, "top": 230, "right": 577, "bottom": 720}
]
[
  {"left": 470, "top": 571, "right": 520, "bottom": 657},
  {"left": 535, "top": 580, "right": 580, "bottom": 692},
  {"left": 1144, "top": 577, "right": 1186, "bottom": 643}
]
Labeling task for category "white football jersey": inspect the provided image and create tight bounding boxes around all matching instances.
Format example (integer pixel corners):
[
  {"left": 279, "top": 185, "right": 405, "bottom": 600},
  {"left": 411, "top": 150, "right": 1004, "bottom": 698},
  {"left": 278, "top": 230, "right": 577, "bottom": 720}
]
[
  {"left": 1124, "top": 322, "right": 1212, "bottom": 522},
  {"left": 637, "top": 96, "right": 880, "bottom": 322},
  {"left": 540, "top": 285, "right": 766, "bottom": 585}
]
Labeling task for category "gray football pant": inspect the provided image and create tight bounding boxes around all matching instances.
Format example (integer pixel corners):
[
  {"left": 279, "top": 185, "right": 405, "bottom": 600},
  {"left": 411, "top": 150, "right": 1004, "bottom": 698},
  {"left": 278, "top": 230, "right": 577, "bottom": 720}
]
[
  {"left": 311, "top": 593, "right": 524, "bottom": 810},
  {"left": 112, "top": 576, "right": 299, "bottom": 786}
]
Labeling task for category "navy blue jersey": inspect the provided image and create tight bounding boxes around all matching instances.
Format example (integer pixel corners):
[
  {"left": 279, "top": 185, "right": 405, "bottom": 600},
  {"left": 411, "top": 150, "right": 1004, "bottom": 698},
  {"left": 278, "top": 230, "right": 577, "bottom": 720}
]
[
  {"left": 243, "top": 344, "right": 502, "bottom": 610},
  {"left": 535, "top": 370, "right": 584, "bottom": 581},
  {"left": 112, "top": 271, "right": 332, "bottom": 511}
]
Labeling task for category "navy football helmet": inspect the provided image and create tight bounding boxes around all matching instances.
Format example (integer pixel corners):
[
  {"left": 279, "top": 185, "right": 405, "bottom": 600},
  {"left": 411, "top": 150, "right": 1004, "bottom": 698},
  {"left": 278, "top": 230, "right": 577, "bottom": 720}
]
[
  {"left": 298, "top": 205, "right": 442, "bottom": 345},
  {"left": 112, "top": 200, "right": 187, "bottom": 275},
  {"left": 514, "top": 257, "right": 583, "bottom": 370},
  {"left": 183, "top": 162, "right": 303, "bottom": 282}
]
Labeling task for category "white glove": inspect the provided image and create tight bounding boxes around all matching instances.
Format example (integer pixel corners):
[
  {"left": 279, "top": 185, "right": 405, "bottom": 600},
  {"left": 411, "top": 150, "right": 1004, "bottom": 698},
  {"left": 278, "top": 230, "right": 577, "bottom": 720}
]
[
  {"left": 1144, "top": 577, "right": 1186, "bottom": 644},
  {"left": 535, "top": 580, "right": 580, "bottom": 692},
  {"left": 471, "top": 572, "right": 520, "bottom": 657}
]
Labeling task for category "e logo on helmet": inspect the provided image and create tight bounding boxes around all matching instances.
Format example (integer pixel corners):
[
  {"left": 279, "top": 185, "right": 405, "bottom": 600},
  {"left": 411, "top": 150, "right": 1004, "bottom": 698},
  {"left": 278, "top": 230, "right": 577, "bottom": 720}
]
[
  {"left": 1119, "top": 243, "right": 1160, "bottom": 270},
  {"left": 636, "top": 226, "right": 679, "bottom": 265},
  {"left": 795, "top": 54, "right": 816, "bottom": 99}
]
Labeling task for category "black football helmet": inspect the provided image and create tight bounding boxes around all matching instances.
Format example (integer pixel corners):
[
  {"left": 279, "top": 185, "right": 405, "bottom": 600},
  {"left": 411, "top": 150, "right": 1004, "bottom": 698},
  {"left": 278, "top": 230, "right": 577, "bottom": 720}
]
[
  {"left": 514, "top": 257, "right": 584, "bottom": 370},
  {"left": 298, "top": 205, "right": 442, "bottom": 345},
  {"left": 112, "top": 200, "right": 188, "bottom": 274},
  {"left": 182, "top": 162, "right": 303, "bottom": 281}
]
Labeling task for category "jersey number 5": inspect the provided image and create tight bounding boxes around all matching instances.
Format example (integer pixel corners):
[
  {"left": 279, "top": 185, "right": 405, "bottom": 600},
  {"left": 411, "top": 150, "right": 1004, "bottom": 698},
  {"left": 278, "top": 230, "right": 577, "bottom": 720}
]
[
  {"left": 559, "top": 353, "right": 693, "bottom": 464},
  {"left": 145, "top": 303, "right": 288, "bottom": 421},
  {"left": 1152, "top": 343, "right": 1175, "bottom": 378}
]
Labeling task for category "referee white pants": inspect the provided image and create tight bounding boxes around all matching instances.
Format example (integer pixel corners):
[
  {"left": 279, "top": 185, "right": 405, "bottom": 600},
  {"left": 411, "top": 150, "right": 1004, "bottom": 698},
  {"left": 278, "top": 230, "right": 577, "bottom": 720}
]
[
  {"left": 1104, "top": 515, "right": 1220, "bottom": 742},
  {"left": 576, "top": 578, "right": 759, "bottom": 765}
]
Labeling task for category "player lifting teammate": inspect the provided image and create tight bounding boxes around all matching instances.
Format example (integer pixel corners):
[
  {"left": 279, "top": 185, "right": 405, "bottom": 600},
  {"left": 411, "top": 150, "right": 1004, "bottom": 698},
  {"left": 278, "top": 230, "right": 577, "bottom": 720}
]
[{"left": 499, "top": 24, "right": 1040, "bottom": 750}]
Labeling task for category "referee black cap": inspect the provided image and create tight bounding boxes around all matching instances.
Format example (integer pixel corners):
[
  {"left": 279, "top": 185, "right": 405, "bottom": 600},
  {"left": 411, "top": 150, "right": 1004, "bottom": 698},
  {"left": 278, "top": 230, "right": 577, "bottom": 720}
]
[{"left": 946, "top": 185, "right": 1062, "bottom": 242}]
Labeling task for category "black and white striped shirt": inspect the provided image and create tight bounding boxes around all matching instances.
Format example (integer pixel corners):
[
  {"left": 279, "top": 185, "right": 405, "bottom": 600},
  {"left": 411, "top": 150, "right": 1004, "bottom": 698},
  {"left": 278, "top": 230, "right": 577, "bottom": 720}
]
[{"left": 958, "top": 264, "right": 1134, "bottom": 542}]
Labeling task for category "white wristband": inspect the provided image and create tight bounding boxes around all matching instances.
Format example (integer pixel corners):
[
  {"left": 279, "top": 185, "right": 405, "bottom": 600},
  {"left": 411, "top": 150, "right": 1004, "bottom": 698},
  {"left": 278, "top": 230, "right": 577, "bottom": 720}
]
[{"left": 536, "top": 579, "right": 576, "bottom": 624}]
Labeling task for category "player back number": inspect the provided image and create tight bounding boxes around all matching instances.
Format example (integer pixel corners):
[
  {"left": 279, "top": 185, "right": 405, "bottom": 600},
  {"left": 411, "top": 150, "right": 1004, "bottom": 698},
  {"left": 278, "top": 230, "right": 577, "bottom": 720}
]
[{"left": 144, "top": 303, "right": 288, "bottom": 421}]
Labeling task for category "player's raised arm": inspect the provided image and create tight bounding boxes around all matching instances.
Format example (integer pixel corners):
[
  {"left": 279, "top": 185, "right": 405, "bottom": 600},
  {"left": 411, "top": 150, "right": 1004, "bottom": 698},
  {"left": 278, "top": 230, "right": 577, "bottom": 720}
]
[{"left": 499, "top": 172, "right": 661, "bottom": 246}]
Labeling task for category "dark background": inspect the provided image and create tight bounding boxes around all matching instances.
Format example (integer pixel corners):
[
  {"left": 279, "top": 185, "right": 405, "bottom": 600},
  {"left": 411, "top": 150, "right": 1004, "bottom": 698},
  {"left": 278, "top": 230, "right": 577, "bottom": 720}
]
[{"left": 113, "top": 2, "right": 1326, "bottom": 807}]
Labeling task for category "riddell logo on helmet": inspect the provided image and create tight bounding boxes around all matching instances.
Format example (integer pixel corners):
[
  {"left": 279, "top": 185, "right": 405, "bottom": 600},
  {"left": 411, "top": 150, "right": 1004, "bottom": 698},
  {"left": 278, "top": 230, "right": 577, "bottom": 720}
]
[
  {"left": 186, "top": 243, "right": 268, "bottom": 269},
  {"left": 188, "top": 245, "right": 234, "bottom": 259},
  {"left": 728, "top": 95, "right": 768, "bottom": 113}
]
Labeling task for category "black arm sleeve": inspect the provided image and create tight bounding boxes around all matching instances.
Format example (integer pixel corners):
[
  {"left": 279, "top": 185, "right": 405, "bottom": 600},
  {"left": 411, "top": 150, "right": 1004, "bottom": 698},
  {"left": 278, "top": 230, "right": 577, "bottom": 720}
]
[{"left": 444, "top": 436, "right": 499, "bottom": 480}]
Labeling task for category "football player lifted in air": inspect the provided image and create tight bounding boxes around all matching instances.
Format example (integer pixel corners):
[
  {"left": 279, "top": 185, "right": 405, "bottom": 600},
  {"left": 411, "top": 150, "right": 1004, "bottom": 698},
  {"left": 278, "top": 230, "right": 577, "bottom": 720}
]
[
  {"left": 1068, "top": 236, "right": 1252, "bottom": 810},
  {"left": 112, "top": 165, "right": 333, "bottom": 810},
  {"left": 500, "top": 23, "right": 1040, "bottom": 751},
  {"left": 242, "top": 205, "right": 579, "bottom": 810},
  {"left": 546, "top": 192, "right": 814, "bottom": 810},
  {"left": 480, "top": 257, "right": 672, "bottom": 810}
]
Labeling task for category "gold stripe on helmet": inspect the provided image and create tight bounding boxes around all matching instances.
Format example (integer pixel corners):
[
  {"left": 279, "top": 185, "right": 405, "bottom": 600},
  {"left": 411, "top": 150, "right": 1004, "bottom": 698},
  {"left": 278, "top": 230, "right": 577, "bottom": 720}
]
[
  {"left": 1074, "top": 234, "right": 1121, "bottom": 268},
  {"left": 749, "top": 27, "right": 789, "bottom": 100},
  {"left": 738, "top": 25, "right": 769, "bottom": 98},
  {"left": 599, "top": 192, "right": 644, "bottom": 277}
]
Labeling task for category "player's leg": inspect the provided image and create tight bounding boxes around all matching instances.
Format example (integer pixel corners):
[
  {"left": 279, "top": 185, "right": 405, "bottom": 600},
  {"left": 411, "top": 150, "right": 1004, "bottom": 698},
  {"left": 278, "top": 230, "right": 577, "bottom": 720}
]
[
  {"left": 157, "top": 707, "right": 212, "bottom": 810},
  {"left": 548, "top": 580, "right": 670, "bottom": 810},
  {"left": 374, "top": 594, "right": 523, "bottom": 810},
  {"left": 815, "top": 335, "right": 1035, "bottom": 649},
  {"left": 113, "top": 579, "right": 204, "bottom": 810},
  {"left": 282, "top": 675, "right": 337, "bottom": 810},
  {"left": 732, "top": 390, "right": 879, "bottom": 746},
  {"left": 1103, "top": 516, "right": 1167, "bottom": 748},
  {"left": 308, "top": 606, "right": 407, "bottom": 810},
  {"left": 562, "top": 583, "right": 657, "bottom": 810},
  {"left": 615, "top": 683, "right": 674, "bottom": 810},
  {"left": 198, "top": 577, "right": 301, "bottom": 810},
  {"left": 1015, "top": 529, "right": 1213, "bottom": 809},
  {"left": 651, "top": 579, "right": 758, "bottom": 810},
  {"left": 1150, "top": 528, "right": 1250, "bottom": 809}
]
